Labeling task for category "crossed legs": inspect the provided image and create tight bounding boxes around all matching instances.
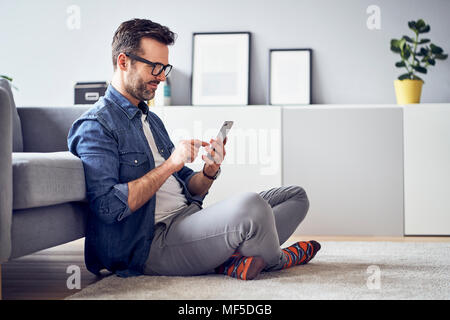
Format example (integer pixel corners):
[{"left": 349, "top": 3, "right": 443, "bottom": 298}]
[{"left": 143, "top": 185, "right": 313, "bottom": 277}]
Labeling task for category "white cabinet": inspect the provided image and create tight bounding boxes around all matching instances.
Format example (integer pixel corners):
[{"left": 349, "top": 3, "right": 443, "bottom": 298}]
[
  {"left": 151, "top": 104, "right": 450, "bottom": 236},
  {"left": 403, "top": 104, "right": 450, "bottom": 235},
  {"left": 282, "top": 106, "right": 405, "bottom": 236},
  {"left": 151, "top": 106, "right": 282, "bottom": 207}
]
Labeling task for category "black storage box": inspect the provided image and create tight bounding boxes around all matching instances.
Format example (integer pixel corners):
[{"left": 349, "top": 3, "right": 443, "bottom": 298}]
[{"left": 74, "top": 81, "right": 108, "bottom": 104}]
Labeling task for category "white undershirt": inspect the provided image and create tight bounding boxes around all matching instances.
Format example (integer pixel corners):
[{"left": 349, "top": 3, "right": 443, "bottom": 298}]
[{"left": 141, "top": 114, "right": 188, "bottom": 224}]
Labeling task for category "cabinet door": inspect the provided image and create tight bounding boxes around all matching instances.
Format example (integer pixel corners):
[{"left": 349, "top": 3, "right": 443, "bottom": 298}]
[
  {"left": 404, "top": 105, "right": 450, "bottom": 235},
  {"left": 283, "top": 106, "right": 404, "bottom": 236},
  {"left": 154, "top": 106, "right": 282, "bottom": 207}
]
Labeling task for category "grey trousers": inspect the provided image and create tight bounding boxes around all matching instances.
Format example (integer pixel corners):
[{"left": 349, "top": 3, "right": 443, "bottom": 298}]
[{"left": 143, "top": 185, "right": 310, "bottom": 276}]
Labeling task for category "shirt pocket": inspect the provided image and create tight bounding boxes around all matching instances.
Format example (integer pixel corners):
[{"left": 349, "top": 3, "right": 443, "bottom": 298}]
[{"left": 118, "top": 151, "right": 150, "bottom": 182}]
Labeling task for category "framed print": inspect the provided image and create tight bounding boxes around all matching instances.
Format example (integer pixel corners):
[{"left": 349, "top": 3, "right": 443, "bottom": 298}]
[
  {"left": 269, "top": 48, "right": 312, "bottom": 105},
  {"left": 191, "top": 32, "right": 251, "bottom": 105}
]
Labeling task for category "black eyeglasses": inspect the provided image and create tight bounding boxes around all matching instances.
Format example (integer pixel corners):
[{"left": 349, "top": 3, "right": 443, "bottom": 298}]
[{"left": 124, "top": 52, "right": 173, "bottom": 77}]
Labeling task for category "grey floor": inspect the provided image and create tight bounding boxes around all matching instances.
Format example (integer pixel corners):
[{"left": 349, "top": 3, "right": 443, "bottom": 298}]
[{"left": 3, "top": 236, "right": 450, "bottom": 300}]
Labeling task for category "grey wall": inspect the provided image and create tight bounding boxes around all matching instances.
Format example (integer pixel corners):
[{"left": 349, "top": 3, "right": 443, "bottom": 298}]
[{"left": 1, "top": 0, "right": 449, "bottom": 107}]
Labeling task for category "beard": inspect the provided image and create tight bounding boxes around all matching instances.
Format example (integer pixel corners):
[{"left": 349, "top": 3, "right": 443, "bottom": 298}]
[{"left": 124, "top": 67, "right": 158, "bottom": 102}]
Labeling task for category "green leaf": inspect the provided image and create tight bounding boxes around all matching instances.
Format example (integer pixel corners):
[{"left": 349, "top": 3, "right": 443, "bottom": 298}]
[
  {"left": 416, "top": 19, "right": 425, "bottom": 30},
  {"left": 412, "top": 65, "right": 427, "bottom": 73},
  {"left": 430, "top": 43, "right": 443, "bottom": 54},
  {"left": 398, "top": 38, "right": 406, "bottom": 51},
  {"left": 398, "top": 73, "right": 411, "bottom": 80},
  {"left": 403, "top": 35, "right": 414, "bottom": 43},
  {"left": 390, "top": 39, "right": 400, "bottom": 47},
  {"left": 403, "top": 45, "right": 411, "bottom": 59},
  {"left": 427, "top": 58, "right": 435, "bottom": 65},
  {"left": 419, "top": 25, "right": 430, "bottom": 33},
  {"left": 418, "top": 38, "right": 430, "bottom": 44},
  {"left": 0, "top": 75, "right": 13, "bottom": 81},
  {"left": 434, "top": 53, "right": 448, "bottom": 60},
  {"left": 408, "top": 21, "right": 417, "bottom": 31},
  {"left": 391, "top": 46, "right": 401, "bottom": 53},
  {"left": 395, "top": 61, "right": 406, "bottom": 67},
  {"left": 390, "top": 39, "right": 401, "bottom": 53},
  {"left": 417, "top": 47, "right": 429, "bottom": 57}
]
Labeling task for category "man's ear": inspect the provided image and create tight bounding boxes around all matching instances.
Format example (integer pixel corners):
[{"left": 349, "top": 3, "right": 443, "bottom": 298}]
[{"left": 116, "top": 53, "right": 128, "bottom": 71}]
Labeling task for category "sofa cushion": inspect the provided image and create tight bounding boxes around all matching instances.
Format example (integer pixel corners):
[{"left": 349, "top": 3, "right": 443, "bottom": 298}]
[{"left": 12, "top": 151, "right": 87, "bottom": 210}]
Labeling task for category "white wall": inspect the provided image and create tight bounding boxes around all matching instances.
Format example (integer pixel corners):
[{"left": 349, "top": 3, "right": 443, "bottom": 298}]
[{"left": 1, "top": 0, "right": 449, "bottom": 107}]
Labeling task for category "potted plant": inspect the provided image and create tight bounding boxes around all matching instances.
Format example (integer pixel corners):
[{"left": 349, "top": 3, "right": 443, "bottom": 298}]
[{"left": 390, "top": 19, "right": 448, "bottom": 104}]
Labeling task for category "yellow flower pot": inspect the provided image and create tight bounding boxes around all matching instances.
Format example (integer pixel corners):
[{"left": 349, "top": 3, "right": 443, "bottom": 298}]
[{"left": 394, "top": 79, "right": 423, "bottom": 105}]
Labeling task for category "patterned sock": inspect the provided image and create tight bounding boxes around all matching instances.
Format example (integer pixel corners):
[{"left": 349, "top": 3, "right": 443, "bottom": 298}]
[
  {"left": 281, "top": 240, "right": 321, "bottom": 269},
  {"left": 215, "top": 254, "right": 266, "bottom": 280}
]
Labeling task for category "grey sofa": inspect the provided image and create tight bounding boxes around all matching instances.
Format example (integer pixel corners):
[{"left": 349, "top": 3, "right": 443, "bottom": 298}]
[{"left": 0, "top": 79, "right": 92, "bottom": 293}]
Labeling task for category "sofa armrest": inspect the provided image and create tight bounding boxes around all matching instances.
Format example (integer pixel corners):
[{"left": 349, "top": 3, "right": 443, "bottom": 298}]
[{"left": 0, "top": 83, "right": 13, "bottom": 263}]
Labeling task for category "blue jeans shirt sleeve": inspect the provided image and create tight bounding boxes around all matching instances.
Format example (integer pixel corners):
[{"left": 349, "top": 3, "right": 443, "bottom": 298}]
[
  {"left": 68, "top": 118, "right": 133, "bottom": 224},
  {"left": 113, "top": 183, "right": 133, "bottom": 221}
]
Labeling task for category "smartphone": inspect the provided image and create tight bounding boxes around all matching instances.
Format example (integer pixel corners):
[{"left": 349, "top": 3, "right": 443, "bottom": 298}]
[{"left": 207, "top": 121, "right": 233, "bottom": 160}]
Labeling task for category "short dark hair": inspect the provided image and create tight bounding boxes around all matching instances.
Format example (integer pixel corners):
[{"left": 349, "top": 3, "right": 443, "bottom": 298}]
[{"left": 111, "top": 19, "right": 176, "bottom": 70}]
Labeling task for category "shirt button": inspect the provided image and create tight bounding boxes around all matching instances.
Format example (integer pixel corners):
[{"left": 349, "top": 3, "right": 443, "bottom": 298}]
[{"left": 134, "top": 160, "right": 138, "bottom": 164}]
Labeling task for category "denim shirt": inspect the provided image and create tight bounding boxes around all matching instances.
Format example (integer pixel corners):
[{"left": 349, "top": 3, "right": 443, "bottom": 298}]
[{"left": 67, "top": 85, "right": 207, "bottom": 277}]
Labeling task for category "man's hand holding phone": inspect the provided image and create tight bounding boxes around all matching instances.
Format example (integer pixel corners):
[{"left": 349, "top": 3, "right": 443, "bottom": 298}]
[
  {"left": 168, "top": 139, "right": 209, "bottom": 172},
  {"left": 202, "top": 121, "right": 233, "bottom": 178},
  {"left": 202, "top": 137, "right": 227, "bottom": 177},
  {"left": 167, "top": 121, "right": 233, "bottom": 179}
]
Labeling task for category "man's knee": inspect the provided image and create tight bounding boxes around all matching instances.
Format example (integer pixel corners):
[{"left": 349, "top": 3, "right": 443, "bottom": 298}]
[
  {"left": 289, "top": 185, "right": 310, "bottom": 213},
  {"left": 232, "top": 192, "right": 272, "bottom": 224}
]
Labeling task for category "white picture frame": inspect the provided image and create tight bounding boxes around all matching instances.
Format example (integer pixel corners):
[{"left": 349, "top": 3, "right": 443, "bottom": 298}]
[
  {"left": 269, "top": 49, "right": 312, "bottom": 105},
  {"left": 191, "top": 32, "right": 251, "bottom": 105}
]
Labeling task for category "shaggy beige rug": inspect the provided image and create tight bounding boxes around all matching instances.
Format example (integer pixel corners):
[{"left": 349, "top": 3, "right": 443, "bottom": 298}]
[{"left": 67, "top": 241, "right": 450, "bottom": 300}]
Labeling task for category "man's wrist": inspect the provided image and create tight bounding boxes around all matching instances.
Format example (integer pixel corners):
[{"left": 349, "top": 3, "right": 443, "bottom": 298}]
[
  {"left": 202, "top": 164, "right": 221, "bottom": 180},
  {"left": 165, "top": 157, "right": 182, "bottom": 174}
]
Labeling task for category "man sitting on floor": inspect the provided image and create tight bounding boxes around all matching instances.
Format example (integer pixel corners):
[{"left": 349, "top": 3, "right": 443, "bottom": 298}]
[{"left": 68, "top": 18, "right": 320, "bottom": 280}]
